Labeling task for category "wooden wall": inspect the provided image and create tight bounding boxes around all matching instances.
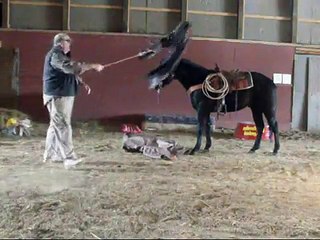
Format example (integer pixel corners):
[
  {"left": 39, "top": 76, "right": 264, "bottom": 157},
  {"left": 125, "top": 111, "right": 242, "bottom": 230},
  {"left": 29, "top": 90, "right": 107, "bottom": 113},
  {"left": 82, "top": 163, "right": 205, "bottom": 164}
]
[
  {"left": 0, "top": 0, "right": 319, "bottom": 45},
  {"left": 244, "top": 0, "right": 292, "bottom": 42},
  {"left": 294, "top": 0, "right": 320, "bottom": 44}
]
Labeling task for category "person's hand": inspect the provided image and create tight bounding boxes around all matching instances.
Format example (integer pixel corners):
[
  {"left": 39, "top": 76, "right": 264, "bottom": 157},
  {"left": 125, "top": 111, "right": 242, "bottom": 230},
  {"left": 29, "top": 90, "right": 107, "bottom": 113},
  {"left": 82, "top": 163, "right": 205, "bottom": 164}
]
[
  {"left": 138, "top": 49, "right": 156, "bottom": 60},
  {"left": 83, "top": 82, "right": 91, "bottom": 95},
  {"left": 92, "top": 64, "right": 104, "bottom": 72}
]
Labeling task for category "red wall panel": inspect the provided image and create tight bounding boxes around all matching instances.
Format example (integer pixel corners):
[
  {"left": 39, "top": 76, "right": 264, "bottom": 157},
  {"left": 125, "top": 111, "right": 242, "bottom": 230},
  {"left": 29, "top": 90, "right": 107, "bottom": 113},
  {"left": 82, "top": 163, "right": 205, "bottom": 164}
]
[{"left": 0, "top": 30, "right": 294, "bottom": 130}]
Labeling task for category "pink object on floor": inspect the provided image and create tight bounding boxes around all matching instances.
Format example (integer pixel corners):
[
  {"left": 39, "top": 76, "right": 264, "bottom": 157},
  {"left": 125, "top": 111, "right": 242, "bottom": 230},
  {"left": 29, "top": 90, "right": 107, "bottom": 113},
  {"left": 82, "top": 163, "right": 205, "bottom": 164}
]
[{"left": 121, "top": 124, "right": 143, "bottom": 134}]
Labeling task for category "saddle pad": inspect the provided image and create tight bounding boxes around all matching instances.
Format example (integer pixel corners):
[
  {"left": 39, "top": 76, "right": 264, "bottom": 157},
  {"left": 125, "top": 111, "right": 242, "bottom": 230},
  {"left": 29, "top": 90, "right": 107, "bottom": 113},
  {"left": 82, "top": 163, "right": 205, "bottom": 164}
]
[{"left": 229, "top": 76, "right": 253, "bottom": 91}]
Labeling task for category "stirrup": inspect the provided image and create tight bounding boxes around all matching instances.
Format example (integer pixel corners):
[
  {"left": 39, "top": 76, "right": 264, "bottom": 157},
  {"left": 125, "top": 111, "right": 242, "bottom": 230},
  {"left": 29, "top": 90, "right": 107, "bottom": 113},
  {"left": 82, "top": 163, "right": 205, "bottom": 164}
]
[
  {"left": 217, "top": 105, "right": 227, "bottom": 118},
  {"left": 217, "top": 98, "right": 227, "bottom": 119}
]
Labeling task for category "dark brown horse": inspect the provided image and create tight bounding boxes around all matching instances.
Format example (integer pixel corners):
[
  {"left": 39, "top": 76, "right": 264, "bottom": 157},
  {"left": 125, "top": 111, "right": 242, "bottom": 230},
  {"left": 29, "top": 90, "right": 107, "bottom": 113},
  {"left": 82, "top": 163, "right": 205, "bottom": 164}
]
[
  {"left": 149, "top": 59, "right": 280, "bottom": 155},
  {"left": 141, "top": 21, "right": 280, "bottom": 155}
]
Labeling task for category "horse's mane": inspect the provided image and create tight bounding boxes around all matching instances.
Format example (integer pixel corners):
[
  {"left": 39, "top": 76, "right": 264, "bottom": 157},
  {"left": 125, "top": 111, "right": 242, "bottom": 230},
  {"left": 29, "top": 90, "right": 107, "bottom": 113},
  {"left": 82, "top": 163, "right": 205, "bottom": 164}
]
[
  {"left": 168, "top": 58, "right": 216, "bottom": 88},
  {"left": 177, "top": 58, "right": 216, "bottom": 77},
  {"left": 179, "top": 58, "right": 216, "bottom": 73}
]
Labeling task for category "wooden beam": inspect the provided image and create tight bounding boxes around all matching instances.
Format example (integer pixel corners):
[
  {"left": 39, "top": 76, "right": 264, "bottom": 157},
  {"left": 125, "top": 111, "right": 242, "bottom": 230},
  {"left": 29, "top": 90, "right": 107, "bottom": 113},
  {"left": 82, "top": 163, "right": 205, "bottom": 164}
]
[
  {"left": 245, "top": 14, "right": 291, "bottom": 21},
  {"left": 10, "top": 0, "right": 62, "bottom": 7},
  {"left": 296, "top": 47, "right": 320, "bottom": 55},
  {"left": 237, "top": 0, "right": 245, "bottom": 39},
  {"left": 122, "top": 0, "right": 130, "bottom": 33},
  {"left": 188, "top": 10, "right": 237, "bottom": 17},
  {"left": 70, "top": 4, "right": 122, "bottom": 10},
  {"left": 299, "top": 18, "right": 320, "bottom": 24},
  {"left": 2, "top": 0, "right": 10, "bottom": 28},
  {"left": 3, "top": 27, "right": 320, "bottom": 49},
  {"left": 292, "top": 0, "right": 298, "bottom": 43},
  {"left": 190, "top": 35, "right": 320, "bottom": 48},
  {"left": 130, "top": 7, "right": 180, "bottom": 13},
  {"left": 63, "top": 0, "right": 70, "bottom": 31},
  {"left": 181, "top": 0, "right": 188, "bottom": 21}
]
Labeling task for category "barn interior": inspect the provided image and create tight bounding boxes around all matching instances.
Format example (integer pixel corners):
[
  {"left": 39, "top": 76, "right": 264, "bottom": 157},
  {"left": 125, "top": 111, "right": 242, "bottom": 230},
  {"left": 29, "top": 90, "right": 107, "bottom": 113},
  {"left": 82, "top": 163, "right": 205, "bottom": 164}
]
[{"left": 1, "top": 0, "right": 320, "bottom": 239}]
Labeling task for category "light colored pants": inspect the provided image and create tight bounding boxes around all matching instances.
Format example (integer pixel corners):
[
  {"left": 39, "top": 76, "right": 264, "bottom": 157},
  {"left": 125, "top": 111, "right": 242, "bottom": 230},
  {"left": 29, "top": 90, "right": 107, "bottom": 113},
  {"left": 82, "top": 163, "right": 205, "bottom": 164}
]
[{"left": 43, "top": 96, "right": 77, "bottom": 161}]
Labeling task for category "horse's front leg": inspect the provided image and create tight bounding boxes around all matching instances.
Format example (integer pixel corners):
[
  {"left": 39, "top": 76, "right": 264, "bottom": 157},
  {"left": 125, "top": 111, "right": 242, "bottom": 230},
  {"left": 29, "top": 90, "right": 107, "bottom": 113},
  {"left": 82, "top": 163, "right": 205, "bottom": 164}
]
[
  {"left": 185, "top": 110, "right": 205, "bottom": 155},
  {"left": 204, "top": 113, "right": 212, "bottom": 151},
  {"left": 249, "top": 110, "right": 264, "bottom": 153},
  {"left": 249, "top": 126, "right": 263, "bottom": 153}
]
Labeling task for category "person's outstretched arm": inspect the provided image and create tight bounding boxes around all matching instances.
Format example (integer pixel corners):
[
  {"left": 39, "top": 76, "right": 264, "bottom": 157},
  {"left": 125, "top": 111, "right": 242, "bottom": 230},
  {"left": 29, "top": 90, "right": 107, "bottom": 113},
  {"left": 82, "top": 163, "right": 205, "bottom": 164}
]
[{"left": 51, "top": 50, "right": 104, "bottom": 75}]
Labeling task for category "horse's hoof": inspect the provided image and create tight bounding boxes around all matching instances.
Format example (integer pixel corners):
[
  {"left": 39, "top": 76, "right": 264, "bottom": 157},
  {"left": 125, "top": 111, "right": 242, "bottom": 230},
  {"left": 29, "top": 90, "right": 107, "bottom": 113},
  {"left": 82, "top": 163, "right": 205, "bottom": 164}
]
[
  {"left": 184, "top": 149, "right": 195, "bottom": 155},
  {"left": 248, "top": 149, "right": 256, "bottom": 154},
  {"left": 202, "top": 148, "right": 211, "bottom": 153},
  {"left": 272, "top": 151, "right": 278, "bottom": 156}
]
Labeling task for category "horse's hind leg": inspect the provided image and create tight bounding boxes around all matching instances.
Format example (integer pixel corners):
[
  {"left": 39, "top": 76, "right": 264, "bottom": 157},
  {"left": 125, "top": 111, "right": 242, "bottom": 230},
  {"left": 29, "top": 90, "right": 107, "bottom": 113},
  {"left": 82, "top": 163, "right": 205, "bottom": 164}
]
[
  {"left": 264, "top": 111, "right": 280, "bottom": 155},
  {"left": 250, "top": 109, "right": 264, "bottom": 153},
  {"left": 204, "top": 113, "right": 212, "bottom": 151}
]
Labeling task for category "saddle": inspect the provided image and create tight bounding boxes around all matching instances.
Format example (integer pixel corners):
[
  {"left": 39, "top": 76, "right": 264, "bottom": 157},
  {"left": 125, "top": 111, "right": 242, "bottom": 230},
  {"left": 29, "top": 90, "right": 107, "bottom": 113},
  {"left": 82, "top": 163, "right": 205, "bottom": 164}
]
[
  {"left": 209, "top": 69, "right": 253, "bottom": 92},
  {"left": 205, "top": 69, "right": 254, "bottom": 119}
]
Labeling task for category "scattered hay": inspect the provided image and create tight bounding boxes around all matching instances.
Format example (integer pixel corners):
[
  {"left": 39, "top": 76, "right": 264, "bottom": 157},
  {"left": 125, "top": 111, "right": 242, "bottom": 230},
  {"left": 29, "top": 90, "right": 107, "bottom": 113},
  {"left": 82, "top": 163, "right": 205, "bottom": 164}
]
[{"left": 0, "top": 123, "right": 320, "bottom": 238}]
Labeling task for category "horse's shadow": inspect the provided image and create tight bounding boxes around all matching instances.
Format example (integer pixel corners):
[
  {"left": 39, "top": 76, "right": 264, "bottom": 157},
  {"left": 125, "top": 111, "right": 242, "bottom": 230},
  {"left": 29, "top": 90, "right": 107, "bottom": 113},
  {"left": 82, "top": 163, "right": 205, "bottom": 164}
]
[{"left": 212, "top": 131, "right": 234, "bottom": 140}]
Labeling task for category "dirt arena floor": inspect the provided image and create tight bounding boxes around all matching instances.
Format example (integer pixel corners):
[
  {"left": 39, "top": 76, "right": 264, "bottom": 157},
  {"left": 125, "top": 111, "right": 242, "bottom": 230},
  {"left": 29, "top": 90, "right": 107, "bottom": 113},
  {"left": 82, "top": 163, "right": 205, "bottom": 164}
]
[{"left": 1, "top": 122, "right": 320, "bottom": 239}]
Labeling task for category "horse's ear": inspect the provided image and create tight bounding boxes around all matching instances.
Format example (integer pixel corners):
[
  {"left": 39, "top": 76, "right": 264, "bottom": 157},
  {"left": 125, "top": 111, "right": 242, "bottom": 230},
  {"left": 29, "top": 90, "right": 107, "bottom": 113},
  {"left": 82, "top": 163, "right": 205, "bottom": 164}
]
[{"left": 214, "top": 63, "right": 220, "bottom": 72}]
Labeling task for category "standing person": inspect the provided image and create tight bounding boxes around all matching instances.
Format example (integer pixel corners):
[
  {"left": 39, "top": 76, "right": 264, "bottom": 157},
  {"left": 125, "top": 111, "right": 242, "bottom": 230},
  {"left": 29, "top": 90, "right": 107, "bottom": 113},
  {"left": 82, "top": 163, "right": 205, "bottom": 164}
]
[{"left": 42, "top": 32, "right": 104, "bottom": 169}]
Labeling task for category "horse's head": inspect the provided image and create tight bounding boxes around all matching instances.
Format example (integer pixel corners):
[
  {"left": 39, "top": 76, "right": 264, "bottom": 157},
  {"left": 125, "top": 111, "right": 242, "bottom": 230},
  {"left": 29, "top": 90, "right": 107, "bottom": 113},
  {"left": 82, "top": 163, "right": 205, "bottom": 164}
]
[
  {"left": 144, "top": 21, "right": 191, "bottom": 91},
  {"left": 148, "top": 73, "right": 175, "bottom": 91},
  {"left": 147, "top": 41, "right": 188, "bottom": 91},
  {"left": 160, "top": 21, "right": 191, "bottom": 48}
]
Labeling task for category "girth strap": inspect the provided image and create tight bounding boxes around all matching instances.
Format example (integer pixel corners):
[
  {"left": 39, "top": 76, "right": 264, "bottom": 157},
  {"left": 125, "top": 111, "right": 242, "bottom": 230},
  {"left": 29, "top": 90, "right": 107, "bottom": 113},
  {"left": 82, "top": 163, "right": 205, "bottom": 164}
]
[{"left": 187, "top": 84, "right": 202, "bottom": 95}]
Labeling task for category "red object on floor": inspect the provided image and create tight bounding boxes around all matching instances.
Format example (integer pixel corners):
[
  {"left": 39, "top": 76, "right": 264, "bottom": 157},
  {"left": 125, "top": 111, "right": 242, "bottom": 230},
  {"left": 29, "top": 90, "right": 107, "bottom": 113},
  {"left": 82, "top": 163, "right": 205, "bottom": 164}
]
[
  {"left": 121, "top": 124, "right": 142, "bottom": 134},
  {"left": 234, "top": 121, "right": 270, "bottom": 140}
]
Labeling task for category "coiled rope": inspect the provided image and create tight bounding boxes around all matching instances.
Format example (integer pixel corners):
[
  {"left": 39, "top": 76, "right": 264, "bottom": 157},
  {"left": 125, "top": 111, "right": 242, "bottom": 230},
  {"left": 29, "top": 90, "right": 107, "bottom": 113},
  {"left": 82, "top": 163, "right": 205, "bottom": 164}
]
[{"left": 202, "top": 73, "right": 229, "bottom": 100}]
